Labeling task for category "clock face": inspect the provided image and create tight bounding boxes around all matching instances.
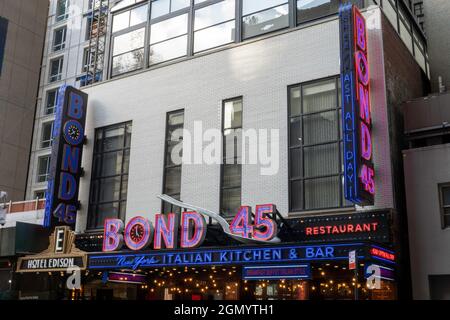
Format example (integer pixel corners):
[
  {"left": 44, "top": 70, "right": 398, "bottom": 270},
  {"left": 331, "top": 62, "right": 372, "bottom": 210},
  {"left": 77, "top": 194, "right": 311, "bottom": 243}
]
[
  {"left": 68, "top": 124, "right": 81, "bottom": 141},
  {"left": 130, "top": 224, "right": 145, "bottom": 243},
  {"left": 63, "top": 120, "right": 84, "bottom": 145}
]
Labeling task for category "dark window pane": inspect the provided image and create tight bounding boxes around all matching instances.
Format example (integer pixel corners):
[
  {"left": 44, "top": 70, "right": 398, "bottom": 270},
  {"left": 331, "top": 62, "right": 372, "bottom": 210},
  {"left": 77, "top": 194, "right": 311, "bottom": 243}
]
[
  {"left": 101, "top": 151, "right": 123, "bottom": 176},
  {"left": 290, "top": 180, "right": 303, "bottom": 211},
  {"left": 125, "top": 123, "right": 132, "bottom": 148},
  {"left": 92, "top": 202, "right": 120, "bottom": 229},
  {"left": 304, "top": 143, "right": 339, "bottom": 178},
  {"left": 103, "top": 126, "right": 125, "bottom": 151},
  {"left": 123, "top": 149, "right": 130, "bottom": 174},
  {"left": 302, "top": 78, "right": 337, "bottom": 113},
  {"left": 121, "top": 175, "right": 129, "bottom": 200},
  {"left": 290, "top": 116, "right": 302, "bottom": 147},
  {"left": 243, "top": 4, "right": 289, "bottom": 39},
  {"left": 221, "top": 187, "right": 241, "bottom": 217},
  {"left": 303, "top": 110, "right": 338, "bottom": 145},
  {"left": 224, "top": 129, "right": 242, "bottom": 164},
  {"left": 98, "top": 176, "right": 122, "bottom": 203},
  {"left": 120, "top": 201, "right": 127, "bottom": 220},
  {"left": 166, "top": 141, "right": 183, "bottom": 167},
  {"left": 444, "top": 215, "right": 450, "bottom": 229},
  {"left": 164, "top": 166, "right": 181, "bottom": 194},
  {"left": 442, "top": 187, "right": 450, "bottom": 206},
  {"left": 222, "top": 165, "right": 241, "bottom": 189},
  {"left": 290, "top": 87, "right": 301, "bottom": 117},
  {"left": 46, "top": 90, "right": 58, "bottom": 115},
  {"left": 290, "top": 148, "right": 302, "bottom": 178},
  {"left": 297, "top": 0, "right": 339, "bottom": 24},
  {"left": 304, "top": 176, "right": 340, "bottom": 209}
]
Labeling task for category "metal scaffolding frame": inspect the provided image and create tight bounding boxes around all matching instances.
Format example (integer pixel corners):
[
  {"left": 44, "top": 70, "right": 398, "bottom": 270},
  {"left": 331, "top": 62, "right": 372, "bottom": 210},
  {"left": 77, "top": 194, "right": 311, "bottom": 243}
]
[{"left": 83, "top": 0, "right": 110, "bottom": 86}]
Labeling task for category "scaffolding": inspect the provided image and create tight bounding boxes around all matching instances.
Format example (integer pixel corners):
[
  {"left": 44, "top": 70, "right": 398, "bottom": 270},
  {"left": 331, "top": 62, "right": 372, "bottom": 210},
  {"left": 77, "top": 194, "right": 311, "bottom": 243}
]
[{"left": 83, "top": 0, "right": 110, "bottom": 86}]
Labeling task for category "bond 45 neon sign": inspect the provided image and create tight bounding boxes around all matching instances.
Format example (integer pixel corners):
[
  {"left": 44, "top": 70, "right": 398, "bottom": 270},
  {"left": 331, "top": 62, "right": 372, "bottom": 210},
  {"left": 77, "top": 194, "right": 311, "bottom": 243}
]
[
  {"left": 44, "top": 86, "right": 88, "bottom": 227},
  {"left": 103, "top": 197, "right": 279, "bottom": 252},
  {"left": 339, "top": 4, "right": 375, "bottom": 206}
]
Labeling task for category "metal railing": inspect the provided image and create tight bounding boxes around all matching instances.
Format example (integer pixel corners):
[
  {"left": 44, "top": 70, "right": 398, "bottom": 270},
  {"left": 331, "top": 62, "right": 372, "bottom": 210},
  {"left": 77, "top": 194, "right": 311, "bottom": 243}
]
[{"left": 3, "top": 199, "right": 46, "bottom": 214}]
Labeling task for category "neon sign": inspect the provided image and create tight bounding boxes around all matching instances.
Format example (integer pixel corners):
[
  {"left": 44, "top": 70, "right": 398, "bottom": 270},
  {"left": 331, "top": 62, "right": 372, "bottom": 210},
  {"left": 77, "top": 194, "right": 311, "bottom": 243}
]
[
  {"left": 89, "top": 243, "right": 365, "bottom": 270},
  {"left": 370, "top": 246, "right": 395, "bottom": 263},
  {"left": 339, "top": 4, "right": 375, "bottom": 205},
  {"left": 44, "top": 86, "right": 88, "bottom": 227},
  {"left": 102, "top": 203, "right": 278, "bottom": 252},
  {"left": 243, "top": 264, "right": 311, "bottom": 280}
]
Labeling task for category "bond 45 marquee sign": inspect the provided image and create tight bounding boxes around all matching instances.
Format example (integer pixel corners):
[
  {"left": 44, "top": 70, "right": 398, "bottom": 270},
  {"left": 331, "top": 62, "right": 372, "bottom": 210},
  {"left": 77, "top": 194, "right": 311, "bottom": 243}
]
[
  {"left": 339, "top": 4, "right": 375, "bottom": 206},
  {"left": 44, "top": 86, "right": 88, "bottom": 228}
]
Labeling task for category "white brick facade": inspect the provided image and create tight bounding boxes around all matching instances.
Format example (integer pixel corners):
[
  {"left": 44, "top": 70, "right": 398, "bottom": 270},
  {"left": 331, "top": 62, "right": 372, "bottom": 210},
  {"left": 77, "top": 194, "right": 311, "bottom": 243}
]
[{"left": 76, "top": 8, "right": 395, "bottom": 232}]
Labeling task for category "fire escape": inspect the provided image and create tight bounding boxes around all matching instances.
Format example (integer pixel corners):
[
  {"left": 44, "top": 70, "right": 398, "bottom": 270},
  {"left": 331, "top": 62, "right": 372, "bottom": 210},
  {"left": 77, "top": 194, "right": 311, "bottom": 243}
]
[{"left": 82, "top": 0, "right": 109, "bottom": 87}]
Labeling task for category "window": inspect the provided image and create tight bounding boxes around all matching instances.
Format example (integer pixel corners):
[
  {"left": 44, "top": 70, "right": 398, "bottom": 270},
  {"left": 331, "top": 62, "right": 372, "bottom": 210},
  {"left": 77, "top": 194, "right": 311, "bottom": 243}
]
[
  {"left": 0, "top": 17, "right": 8, "bottom": 75},
  {"left": 149, "top": 13, "right": 188, "bottom": 65},
  {"left": 151, "top": 0, "right": 190, "bottom": 19},
  {"left": 53, "top": 26, "right": 66, "bottom": 51},
  {"left": 221, "top": 98, "right": 242, "bottom": 217},
  {"left": 111, "top": 28, "right": 146, "bottom": 76},
  {"left": 49, "top": 57, "right": 63, "bottom": 82},
  {"left": 56, "top": 0, "right": 69, "bottom": 22},
  {"left": 111, "top": 3, "right": 148, "bottom": 77},
  {"left": 242, "top": 0, "right": 289, "bottom": 38},
  {"left": 289, "top": 77, "right": 347, "bottom": 212},
  {"left": 41, "top": 121, "right": 54, "bottom": 149},
  {"left": 34, "top": 190, "right": 46, "bottom": 199},
  {"left": 88, "top": 122, "right": 132, "bottom": 230},
  {"left": 37, "top": 156, "right": 51, "bottom": 183},
  {"left": 297, "top": 0, "right": 343, "bottom": 24},
  {"left": 112, "top": 3, "right": 148, "bottom": 33},
  {"left": 439, "top": 184, "right": 450, "bottom": 229},
  {"left": 194, "top": 0, "right": 236, "bottom": 53},
  {"left": 162, "top": 110, "right": 184, "bottom": 214},
  {"left": 45, "top": 89, "right": 58, "bottom": 115},
  {"left": 111, "top": 0, "right": 147, "bottom": 13},
  {"left": 414, "top": 2, "right": 424, "bottom": 16},
  {"left": 82, "top": 48, "right": 94, "bottom": 72}
]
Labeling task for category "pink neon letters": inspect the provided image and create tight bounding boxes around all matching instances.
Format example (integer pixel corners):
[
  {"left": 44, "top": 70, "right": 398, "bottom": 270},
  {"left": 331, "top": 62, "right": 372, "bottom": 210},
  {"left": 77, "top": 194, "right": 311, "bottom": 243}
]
[{"left": 354, "top": 8, "right": 375, "bottom": 196}]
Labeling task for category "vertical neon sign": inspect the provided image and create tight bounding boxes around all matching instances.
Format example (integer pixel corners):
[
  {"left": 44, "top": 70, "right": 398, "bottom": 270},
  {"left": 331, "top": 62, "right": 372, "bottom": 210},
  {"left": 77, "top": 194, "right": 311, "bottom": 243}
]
[{"left": 339, "top": 4, "right": 375, "bottom": 206}]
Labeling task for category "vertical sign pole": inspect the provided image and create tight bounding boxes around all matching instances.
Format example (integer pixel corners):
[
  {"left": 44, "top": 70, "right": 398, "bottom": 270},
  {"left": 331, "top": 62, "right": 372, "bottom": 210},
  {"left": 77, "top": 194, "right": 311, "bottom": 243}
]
[{"left": 354, "top": 255, "right": 359, "bottom": 300}]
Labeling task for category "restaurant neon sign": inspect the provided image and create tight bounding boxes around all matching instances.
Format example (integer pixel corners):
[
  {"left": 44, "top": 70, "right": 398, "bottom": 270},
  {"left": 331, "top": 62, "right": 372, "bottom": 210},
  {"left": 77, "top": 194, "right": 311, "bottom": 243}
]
[
  {"left": 339, "top": 4, "right": 375, "bottom": 206},
  {"left": 102, "top": 202, "right": 278, "bottom": 252}
]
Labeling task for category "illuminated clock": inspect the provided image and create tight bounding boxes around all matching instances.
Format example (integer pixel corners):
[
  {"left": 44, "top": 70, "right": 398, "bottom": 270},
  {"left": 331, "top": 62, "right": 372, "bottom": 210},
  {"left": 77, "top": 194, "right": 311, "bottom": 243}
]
[
  {"left": 63, "top": 120, "right": 84, "bottom": 145},
  {"left": 130, "top": 224, "right": 146, "bottom": 243}
]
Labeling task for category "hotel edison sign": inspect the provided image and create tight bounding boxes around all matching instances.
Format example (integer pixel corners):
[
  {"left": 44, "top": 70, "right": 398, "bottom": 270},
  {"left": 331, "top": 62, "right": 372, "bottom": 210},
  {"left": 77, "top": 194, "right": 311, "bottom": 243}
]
[{"left": 17, "top": 226, "right": 87, "bottom": 272}]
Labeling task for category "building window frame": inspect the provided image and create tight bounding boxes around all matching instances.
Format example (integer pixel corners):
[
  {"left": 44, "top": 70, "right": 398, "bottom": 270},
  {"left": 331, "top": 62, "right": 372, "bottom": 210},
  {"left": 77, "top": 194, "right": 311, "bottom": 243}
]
[
  {"left": 49, "top": 56, "right": 64, "bottom": 83},
  {"left": 41, "top": 121, "right": 54, "bottom": 149},
  {"left": 53, "top": 26, "right": 67, "bottom": 52},
  {"left": 161, "top": 109, "right": 185, "bottom": 214},
  {"left": 288, "top": 76, "right": 349, "bottom": 213},
  {"left": 87, "top": 121, "right": 132, "bottom": 230},
  {"left": 37, "top": 155, "right": 51, "bottom": 183},
  {"left": 438, "top": 183, "right": 450, "bottom": 229},
  {"left": 110, "top": 2, "right": 149, "bottom": 77},
  {"left": 220, "top": 96, "right": 243, "bottom": 218},
  {"left": 45, "top": 88, "right": 59, "bottom": 115},
  {"left": 56, "top": 0, "right": 70, "bottom": 22}
]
